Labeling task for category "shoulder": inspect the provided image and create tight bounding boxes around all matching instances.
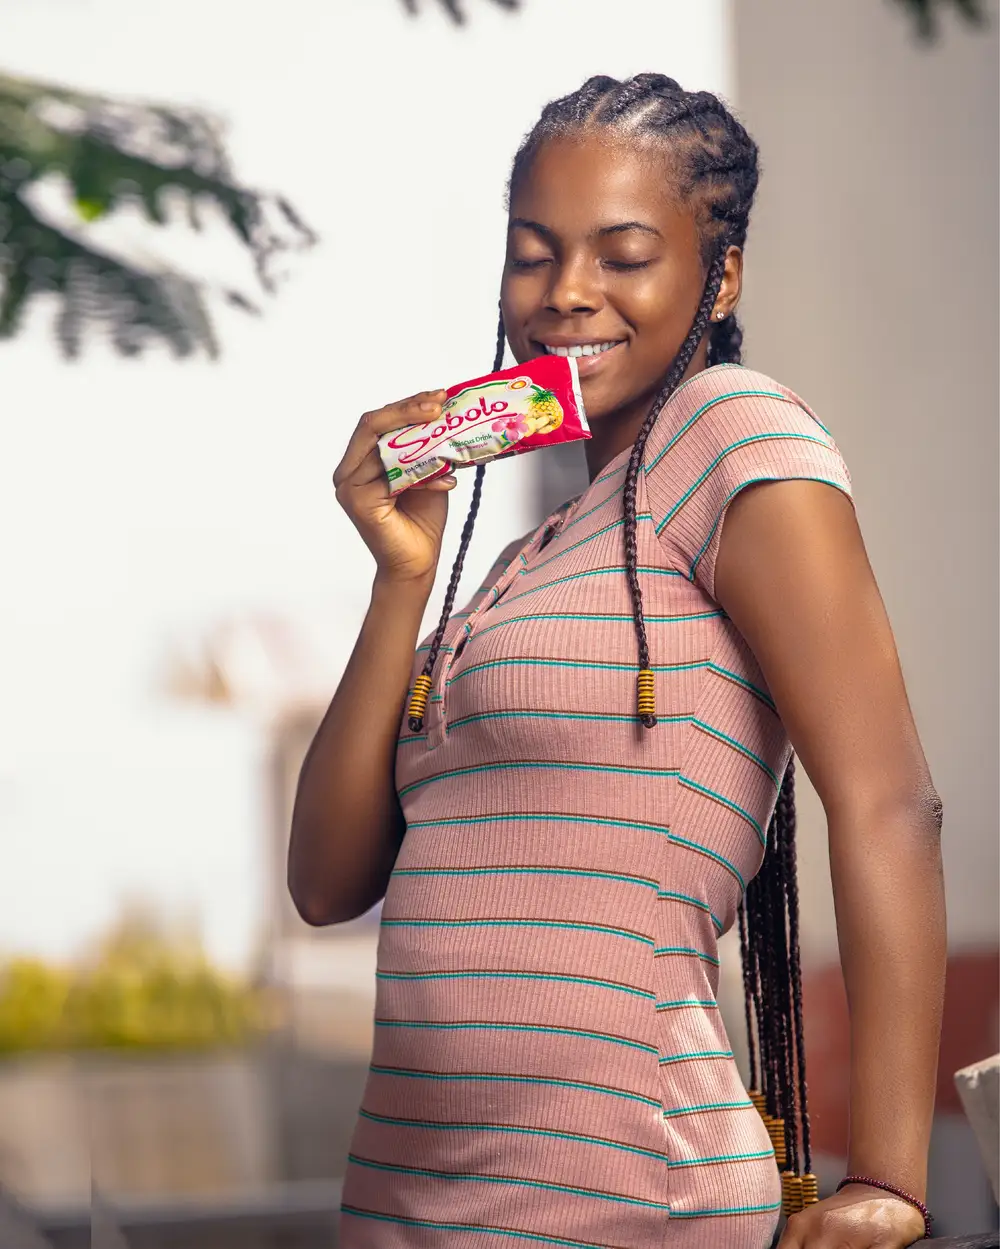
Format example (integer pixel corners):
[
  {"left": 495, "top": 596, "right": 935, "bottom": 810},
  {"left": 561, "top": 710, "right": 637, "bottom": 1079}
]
[
  {"left": 647, "top": 364, "right": 844, "bottom": 466},
  {"left": 645, "top": 364, "right": 854, "bottom": 597}
]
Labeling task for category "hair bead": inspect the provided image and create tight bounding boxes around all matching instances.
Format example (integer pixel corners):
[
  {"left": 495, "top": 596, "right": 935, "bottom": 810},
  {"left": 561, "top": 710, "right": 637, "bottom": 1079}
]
[
  {"left": 636, "top": 668, "right": 657, "bottom": 726},
  {"left": 781, "top": 1172, "right": 804, "bottom": 1215},
  {"left": 407, "top": 675, "right": 433, "bottom": 732},
  {"left": 768, "top": 1116, "right": 787, "bottom": 1169},
  {"left": 800, "top": 1173, "right": 819, "bottom": 1206}
]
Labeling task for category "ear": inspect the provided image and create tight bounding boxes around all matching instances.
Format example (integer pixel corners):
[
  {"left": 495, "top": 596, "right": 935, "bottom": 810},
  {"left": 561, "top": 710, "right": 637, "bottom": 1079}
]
[{"left": 710, "top": 245, "right": 744, "bottom": 321}]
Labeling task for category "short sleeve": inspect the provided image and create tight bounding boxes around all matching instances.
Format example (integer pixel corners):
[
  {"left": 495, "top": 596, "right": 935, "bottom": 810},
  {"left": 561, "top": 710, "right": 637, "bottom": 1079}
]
[{"left": 646, "top": 367, "right": 854, "bottom": 601}]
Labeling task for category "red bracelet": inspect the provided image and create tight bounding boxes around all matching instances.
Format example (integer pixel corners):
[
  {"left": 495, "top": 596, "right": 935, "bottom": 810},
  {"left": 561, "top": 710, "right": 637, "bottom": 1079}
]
[{"left": 836, "top": 1176, "right": 933, "bottom": 1238}]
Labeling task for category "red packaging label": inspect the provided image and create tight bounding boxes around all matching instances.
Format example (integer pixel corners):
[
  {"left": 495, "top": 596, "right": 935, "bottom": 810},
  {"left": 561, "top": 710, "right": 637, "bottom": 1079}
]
[{"left": 378, "top": 355, "right": 590, "bottom": 494}]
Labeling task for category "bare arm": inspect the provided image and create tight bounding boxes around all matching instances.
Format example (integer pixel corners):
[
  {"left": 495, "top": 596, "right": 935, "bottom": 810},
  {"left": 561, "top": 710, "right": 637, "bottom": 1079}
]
[
  {"left": 715, "top": 480, "right": 944, "bottom": 1246},
  {"left": 288, "top": 574, "right": 432, "bottom": 925},
  {"left": 287, "top": 388, "right": 455, "bottom": 927}
]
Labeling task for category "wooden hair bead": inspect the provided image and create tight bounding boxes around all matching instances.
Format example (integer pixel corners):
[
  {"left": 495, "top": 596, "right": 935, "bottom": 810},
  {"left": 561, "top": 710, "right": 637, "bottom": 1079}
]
[
  {"left": 636, "top": 668, "right": 656, "bottom": 720},
  {"left": 781, "top": 1172, "right": 804, "bottom": 1216},
  {"left": 768, "top": 1117, "right": 787, "bottom": 1168},
  {"left": 800, "top": 1174, "right": 819, "bottom": 1206},
  {"left": 407, "top": 675, "right": 433, "bottom": 732}
]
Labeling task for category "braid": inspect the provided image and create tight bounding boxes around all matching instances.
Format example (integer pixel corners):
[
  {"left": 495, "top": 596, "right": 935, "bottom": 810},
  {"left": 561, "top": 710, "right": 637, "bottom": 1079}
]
[
  {"left": 407, "top": 306, "right": 505, "bottom": 732},
  {"left": 708, "top": 312, "right": 744, "bottom": 366},
  {"left": 622, "top": 245, "right": 728, "bottom": 727}
]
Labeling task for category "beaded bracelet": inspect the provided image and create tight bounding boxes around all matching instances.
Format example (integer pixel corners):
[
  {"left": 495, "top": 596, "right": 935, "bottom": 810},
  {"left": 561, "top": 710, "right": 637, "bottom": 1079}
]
[{"left": 836, "top": 1176, "right": 933, "bottom": 1238}]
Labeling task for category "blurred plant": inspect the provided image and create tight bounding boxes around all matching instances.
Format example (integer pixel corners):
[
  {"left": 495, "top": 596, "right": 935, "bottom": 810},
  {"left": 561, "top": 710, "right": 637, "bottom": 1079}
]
[
  {"left": 894, "top": 0, "right": 989, "bottom": 36},
  {"left": 0, "top": 71, "right": 315, "bottom": 358},
  {"left": 401, "top": 0, "right": 519, "bottom": 22},
  {"left": 0, "top": 907, "right": 267, "bottom": 1054},
  {"left": 404, "top": 0, "right": 989, "bottom": 39}
]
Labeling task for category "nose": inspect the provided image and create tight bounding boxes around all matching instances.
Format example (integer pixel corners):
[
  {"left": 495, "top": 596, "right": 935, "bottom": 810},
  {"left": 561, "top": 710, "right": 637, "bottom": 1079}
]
[{"left": 545, "top": 253, "right": 603, "bottom": 317}]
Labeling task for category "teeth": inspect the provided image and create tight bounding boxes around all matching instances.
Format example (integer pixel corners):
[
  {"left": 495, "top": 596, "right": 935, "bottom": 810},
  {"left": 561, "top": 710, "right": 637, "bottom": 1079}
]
[{"left": 544, "top": 342, "right": 621, "bottom": 358}]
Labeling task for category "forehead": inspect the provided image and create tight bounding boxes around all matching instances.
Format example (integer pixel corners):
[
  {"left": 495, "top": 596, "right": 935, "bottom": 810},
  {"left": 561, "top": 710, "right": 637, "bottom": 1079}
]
[{"left": 509, "top": 132, "right": 692, "bottom": 235}]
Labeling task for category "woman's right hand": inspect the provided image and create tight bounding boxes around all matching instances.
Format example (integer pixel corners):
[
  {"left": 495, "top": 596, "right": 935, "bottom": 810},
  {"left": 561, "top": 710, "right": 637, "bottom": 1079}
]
[{"left": 333, "top": 390, "right": 457, "bottom": 586}]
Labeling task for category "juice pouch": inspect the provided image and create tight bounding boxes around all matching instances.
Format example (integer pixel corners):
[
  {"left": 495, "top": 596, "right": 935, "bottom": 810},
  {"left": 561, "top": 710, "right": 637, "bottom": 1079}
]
[{"left": 378, "top": 355, "right": 589, "bottom": 495}]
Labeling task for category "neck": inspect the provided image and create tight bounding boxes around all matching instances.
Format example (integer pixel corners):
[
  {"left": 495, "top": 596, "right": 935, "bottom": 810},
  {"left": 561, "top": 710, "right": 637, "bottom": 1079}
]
[{"left": 583, "top": 347, "right": 710, "bottom": 481}]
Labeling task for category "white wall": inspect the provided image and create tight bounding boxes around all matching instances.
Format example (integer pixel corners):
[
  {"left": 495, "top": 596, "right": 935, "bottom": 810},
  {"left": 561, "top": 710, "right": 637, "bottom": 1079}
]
[
  {"left": 0, "top": 0, "right": 729, "bottom": 969},
  {"left": 732, "top": 0, "right": 999, "bottom": 959}
]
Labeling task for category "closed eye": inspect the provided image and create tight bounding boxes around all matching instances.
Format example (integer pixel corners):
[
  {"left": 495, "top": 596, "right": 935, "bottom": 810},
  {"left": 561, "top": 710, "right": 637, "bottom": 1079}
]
[
  {"left": 603, "top": 259, "right": 653, "bottom": 272},
  {"left": 509, "top": 258, "right": 552, "bottom": 270}
]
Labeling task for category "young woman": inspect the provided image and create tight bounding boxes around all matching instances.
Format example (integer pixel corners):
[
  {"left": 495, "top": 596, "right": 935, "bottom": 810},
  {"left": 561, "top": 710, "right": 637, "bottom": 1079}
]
[{"left": 289, "top": 75, "right": 946, "bottom": 1249}]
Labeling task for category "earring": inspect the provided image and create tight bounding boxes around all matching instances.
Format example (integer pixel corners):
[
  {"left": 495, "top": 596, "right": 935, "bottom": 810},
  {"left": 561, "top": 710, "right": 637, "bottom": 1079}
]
[{"left": 716, "top": 311, "right": 725, "bottom": 320}]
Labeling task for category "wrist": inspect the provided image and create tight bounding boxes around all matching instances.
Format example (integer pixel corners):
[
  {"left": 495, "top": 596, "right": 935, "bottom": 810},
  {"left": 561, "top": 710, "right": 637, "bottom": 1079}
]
[{"left": 372, "top": 568, "right": 436, "bottom": 603}]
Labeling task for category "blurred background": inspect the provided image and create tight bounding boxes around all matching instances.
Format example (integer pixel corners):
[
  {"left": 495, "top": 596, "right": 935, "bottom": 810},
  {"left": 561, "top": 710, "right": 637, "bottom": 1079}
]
[{"left": 0, "top": 0, "right": 996, "bottom": 1244}]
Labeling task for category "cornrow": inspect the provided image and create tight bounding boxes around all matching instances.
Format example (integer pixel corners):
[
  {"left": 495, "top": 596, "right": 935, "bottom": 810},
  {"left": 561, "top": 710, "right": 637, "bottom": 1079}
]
[{"left": 407, "top": 75, "right": 819, "bottom": 1214}]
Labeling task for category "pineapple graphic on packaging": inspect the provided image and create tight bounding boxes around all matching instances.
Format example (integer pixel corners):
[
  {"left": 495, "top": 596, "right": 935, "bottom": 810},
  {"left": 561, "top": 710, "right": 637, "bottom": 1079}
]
[{"left": 525, "top": 386, "right": 564, "bottom": 435}]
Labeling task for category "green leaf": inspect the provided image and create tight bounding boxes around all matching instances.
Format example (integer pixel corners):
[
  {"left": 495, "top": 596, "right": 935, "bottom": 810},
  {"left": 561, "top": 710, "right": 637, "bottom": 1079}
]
[{"left": 75, "top": 196, "right": 107, "bottom": 222}]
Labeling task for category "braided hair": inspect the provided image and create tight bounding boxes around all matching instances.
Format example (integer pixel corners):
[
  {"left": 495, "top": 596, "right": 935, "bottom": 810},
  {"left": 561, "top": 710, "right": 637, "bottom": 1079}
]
[{"left": 407, "top": 74, "right": 816, "bottom": 1213}]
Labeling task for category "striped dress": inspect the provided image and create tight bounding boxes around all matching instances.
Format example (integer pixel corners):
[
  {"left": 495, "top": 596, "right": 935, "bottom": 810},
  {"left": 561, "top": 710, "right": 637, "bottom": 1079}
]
[{"left": 339, "top": 364, "right": 853, "bottom": 1249}]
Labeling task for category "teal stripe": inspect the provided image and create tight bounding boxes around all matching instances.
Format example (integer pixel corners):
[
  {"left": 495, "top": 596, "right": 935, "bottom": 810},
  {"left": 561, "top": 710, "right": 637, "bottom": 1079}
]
[
  {"left": 399, "top": 759, "right": 678, "bottom": 798},
  {"left": 406, "top": 813, "right": 743, "bottom": 889},
  {"left": 653, "top": 946, "right": 721, "bottom": 967},
  {"left": 503, "top": 565, "right": 683, "bottom": 609},
  {"left": 670, "top": 1201, "right": 782, "bottom": 1219},
  {"left": 646, "top": 390, "right": 793, "bottom": 474},
  {"left": 692, "top": 720, "right": 779, "bottom": 784},
  {"left": 379, "top": 919, "right": 653, "bottom": 947},
  {"left": 707, "top": 662, "right": 776, "bottom": 711},
  {"left": 659, "top": 1049, "right": 733, "bottom": 1066},
  {"left": 341, "top": 1207, "right": 613, "bottom": 1248},
  {"left": 373, "top": 1020, "right": 658, "bottom": 1055},
  {"left": 679, "top": 776, "right": 765, "bottom": 845},
  {"left": 406, "top": 812, "right": 672, "bottom": 839},
  {"left": 669, "top": 833, "right": 746, "bottom": 889},
  {"left": 394, "top": 865, "right": 657, "bottom": 890},
  {"left": 416, "top": 642, "right": 454, "bottom": 655},
  {"left": 557, "top": 493, "right": 619, "bottom": 536},
  {"left": 346, "top": 1156, "right": 671, "bottom": 1210},
  {"left": 376, "top": 970, "right": 655, "bottom": 1002},
  {"left": 357, "top": 1110, "right": 667, "bottom": 1162},
  {"left": 448, "top": 656, "right": 706, "bottom": 686},
  {"left": 688, "top": 472, "right": 850, "bottom": 579},
  {"left": 656, "top": 999, "right": 718, "bottom": 1010},
  {"left": 528, "top": 513, "right": 653, "bottom": 576},
  {"left": 367, "top": 1065, "right": 662, "bottom": 1109},
  {"left": 448, "top": 709, "right": 689, "bottom": 731},
  {"left": 472, "top": 609, "right": 722, "bottom": 641},
  {"left": 663, "top": 1100, "right": 755, "bottom": 1118},
  {"left": 667, "top": 1149, "right": 774, "bottom": 1169},
  {"left": 656, "top": 890, "right": 724, "bottom": 933},
  {"left": 656, "top": 431, "right": 834, "bottom": 534},
  {"left": 398, "top": 734, "right": 428, "bottom": 746}
]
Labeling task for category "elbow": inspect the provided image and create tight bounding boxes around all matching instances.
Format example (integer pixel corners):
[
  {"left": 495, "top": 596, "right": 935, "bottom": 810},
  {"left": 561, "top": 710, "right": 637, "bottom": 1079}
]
[
  {"left": 289, "top": 882, "right": 338, "bottom": 928},
  {"left": 286, "top": 859, "right": 379, "bottom": 929}
]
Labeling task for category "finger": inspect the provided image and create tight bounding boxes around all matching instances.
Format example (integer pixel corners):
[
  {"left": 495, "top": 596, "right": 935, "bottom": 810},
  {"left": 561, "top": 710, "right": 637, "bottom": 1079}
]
[
  {"left": 334, "top": 391, "right": 447, "bottom": 486},
  {"left": 414, "top": 474, "right": 458, "bottom": 491}
]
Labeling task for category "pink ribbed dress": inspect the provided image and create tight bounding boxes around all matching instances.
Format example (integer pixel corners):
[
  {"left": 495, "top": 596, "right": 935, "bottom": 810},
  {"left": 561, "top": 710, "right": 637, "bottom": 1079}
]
[{"left": 339, "top": 364, "right": 853, "bottom": 1248}]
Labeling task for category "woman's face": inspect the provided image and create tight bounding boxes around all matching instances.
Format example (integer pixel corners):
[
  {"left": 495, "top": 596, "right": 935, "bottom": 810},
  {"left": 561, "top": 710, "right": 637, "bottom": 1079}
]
[{"left": 501, "top": 133, "right": 737, "bottom": 443}]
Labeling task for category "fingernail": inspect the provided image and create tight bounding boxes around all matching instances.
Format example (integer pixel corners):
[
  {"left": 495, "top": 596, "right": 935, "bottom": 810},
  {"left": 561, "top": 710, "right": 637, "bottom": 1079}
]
[{"left": 419, "top": 401, "right": 438, "bottom": 412}]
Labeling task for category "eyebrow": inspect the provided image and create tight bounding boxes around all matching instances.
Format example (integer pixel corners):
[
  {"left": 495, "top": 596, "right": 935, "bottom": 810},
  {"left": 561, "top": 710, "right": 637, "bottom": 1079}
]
[{"left": 509, "top": 218, "right": 663, "bottom": 242}]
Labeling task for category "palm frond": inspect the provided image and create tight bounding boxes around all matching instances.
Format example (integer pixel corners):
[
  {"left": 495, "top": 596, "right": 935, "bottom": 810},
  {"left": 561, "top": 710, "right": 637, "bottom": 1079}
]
[
  {"left": 0, "top": 72, "right": 315, "bottom": 358},
  {"left": 893, "top": 0, "right": 989, "bottom": 37},
  {"left": 400, "top": 0, "right": 519, "bottom": 24}
]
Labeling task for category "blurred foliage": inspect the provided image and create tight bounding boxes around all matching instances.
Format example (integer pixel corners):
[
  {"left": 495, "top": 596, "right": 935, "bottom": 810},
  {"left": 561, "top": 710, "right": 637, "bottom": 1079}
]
[
  {"left": 0, "top": 71, "right": 315, "bottom": 358},
  {"left": 0, "top": 909, "right": 267, "bottom": 1054},
  {"left": 893, "top": 0, "right": 989, "bottom": 36},
  {"left": 408, "top": 0, "right": 989, "bottom": 38}
]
